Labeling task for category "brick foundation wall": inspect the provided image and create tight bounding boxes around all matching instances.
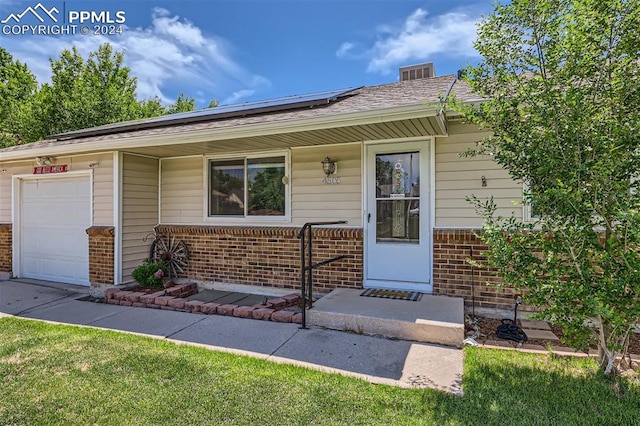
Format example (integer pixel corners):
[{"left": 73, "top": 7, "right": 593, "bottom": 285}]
[
  {"left": 0, "top": 224, "right": 12, "bottom": 275},
  {"left": 86, "top": 226, "right": 115, "bottom": 285},
  {"left": 146, "top": 225, "right": 521, "bottom": 310},
  {"left": 433, "top": 229, "right": 522, "bottom": 310},
  {"left": 155, "top": 225, "right": 363, "bottom": 293}
]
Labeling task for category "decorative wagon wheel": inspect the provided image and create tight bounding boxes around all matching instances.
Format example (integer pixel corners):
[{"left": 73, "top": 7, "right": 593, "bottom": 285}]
[{"left": 149, "top": 233, "right": 189, "bottom": 279}]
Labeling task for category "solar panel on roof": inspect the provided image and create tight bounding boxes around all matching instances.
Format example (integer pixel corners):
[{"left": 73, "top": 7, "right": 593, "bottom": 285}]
[
  {"left": 168, "top": 87, "right": 359, "bottom": 120},
  {"left": 47, "top": 87, "right": 360, "bottom": 140}
]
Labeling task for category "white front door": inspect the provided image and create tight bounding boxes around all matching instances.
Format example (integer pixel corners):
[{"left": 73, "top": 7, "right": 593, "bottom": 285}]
[
  {"left": 20, "top": 176, "right": 91, "bottom": 286},
  {"left": 365, "top": 141, "right": 431, "bottom": 292}
]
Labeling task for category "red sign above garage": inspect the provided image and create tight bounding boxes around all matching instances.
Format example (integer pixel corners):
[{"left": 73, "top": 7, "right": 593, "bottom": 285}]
[{"left": 33, "top": 165, "right": 68, "bottom": 174}]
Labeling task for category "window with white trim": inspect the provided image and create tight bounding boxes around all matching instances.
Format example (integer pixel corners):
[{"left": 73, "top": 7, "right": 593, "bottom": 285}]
[
  {"left": 523, "top": 203, "right": 539, "bottom": 222},
  {"left": 208, "top": 154, "right": 288, "bottom": 218},
  {"left": 523, "top": 183, "right": 538, "bottom": 222}
]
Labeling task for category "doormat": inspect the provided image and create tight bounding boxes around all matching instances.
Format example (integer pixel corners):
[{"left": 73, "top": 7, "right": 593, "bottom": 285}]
[{"left": 360, "top": 288, "right": 422, "bottom": 301}]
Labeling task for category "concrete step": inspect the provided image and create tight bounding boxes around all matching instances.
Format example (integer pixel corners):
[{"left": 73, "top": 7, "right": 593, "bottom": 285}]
[{"left": 308, "top": 288, "right": 464, "bottom": 347}]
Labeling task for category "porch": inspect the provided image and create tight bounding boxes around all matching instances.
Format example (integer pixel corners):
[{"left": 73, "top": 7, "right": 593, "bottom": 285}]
[
  {"left": 103, "top": 281, "right": 465, "bottom": 348},
  {"left": 308, "top": 288, "right": 464, "bottom": 347}
]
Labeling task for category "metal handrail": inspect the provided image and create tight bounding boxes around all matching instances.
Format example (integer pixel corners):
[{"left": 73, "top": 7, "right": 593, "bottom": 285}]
[{"left": 297, "top": 221, "right": 349, "bottom": 329}]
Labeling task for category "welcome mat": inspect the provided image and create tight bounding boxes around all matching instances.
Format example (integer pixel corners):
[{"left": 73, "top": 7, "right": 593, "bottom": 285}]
[{"left": 360, "top": 288, "right": 422, "bottom": 301}]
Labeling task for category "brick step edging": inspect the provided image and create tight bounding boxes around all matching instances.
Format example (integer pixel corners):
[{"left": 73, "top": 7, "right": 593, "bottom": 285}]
[{"left": 103, "top": 283, "right": 303, "bottom": 324}]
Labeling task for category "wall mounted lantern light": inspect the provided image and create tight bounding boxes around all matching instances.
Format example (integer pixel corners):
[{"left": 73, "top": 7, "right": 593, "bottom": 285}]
[{"left": 321, "top": 157, "right": 337, "bottom": 177}]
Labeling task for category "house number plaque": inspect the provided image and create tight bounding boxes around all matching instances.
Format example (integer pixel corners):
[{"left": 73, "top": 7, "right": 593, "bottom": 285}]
[{"left": 322, "top": 177, "right": 341, "bottom": 185}]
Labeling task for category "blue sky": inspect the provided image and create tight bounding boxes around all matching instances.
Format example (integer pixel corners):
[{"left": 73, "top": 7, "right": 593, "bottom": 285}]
[{"left": 1, "top": 0, "right": 492, "bottom": 108}]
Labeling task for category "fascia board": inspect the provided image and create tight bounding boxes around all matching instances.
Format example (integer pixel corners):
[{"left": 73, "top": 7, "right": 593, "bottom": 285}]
[{"left": 0, "top": 105, "right": 441, "bottom": 161}]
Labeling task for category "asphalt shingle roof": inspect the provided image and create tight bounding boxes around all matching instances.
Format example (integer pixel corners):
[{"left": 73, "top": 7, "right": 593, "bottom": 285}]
[{"left": 0, "top": 75, "right": 479, "bottom": 154}]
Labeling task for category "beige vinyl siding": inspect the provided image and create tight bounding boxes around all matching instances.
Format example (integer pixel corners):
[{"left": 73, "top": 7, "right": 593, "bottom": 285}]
[
  {"left": 291, "top": 144, "right": 362, "bottom": 226},
  {"left": 160, "top": 149, "right": 362, "bottom": 226},
  {"left": 435, "top": 122, "right": 522, "bottom": 228},
  {"left": 121, "top": 154, "right": 159, "bottom": 282},
  {"left": 160, "top": 156, "right": 204, "bottom": 224},
  {"left": 0, "top": 160, "right": 31, "bottom": 222},
  {"left": 0, "top": 153, "right": 114, "bottom": 224},
  {"left": 68, "top": 154, "right": 114, "bottom": 225}
]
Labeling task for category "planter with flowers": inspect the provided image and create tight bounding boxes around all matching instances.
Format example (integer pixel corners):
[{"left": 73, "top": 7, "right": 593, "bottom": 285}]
[{"left": 131, "top": 259, "right": 171, "bottom": 290}]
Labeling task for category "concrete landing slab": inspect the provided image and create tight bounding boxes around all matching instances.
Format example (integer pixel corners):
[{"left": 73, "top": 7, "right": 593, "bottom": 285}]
[
  {"left": 210, "top": 292, "right": 251, "bottom": 304},
  {"left": 520, "top": 319, "right": 551, "bottom": 330},
  {"left": 522, "top": 329, "right": 559, "bottom": 340},
  {"left": 186, "top": 290, "right": 266, "bottom": 307},
  {"left": 185, "top": 290, "right": 233, "bottom": 302},
  {"left": 308, "top": 288, "right": 464, "bottom": 347},
  {"left": 235, "top": 294, "right": 268, "bottom": 306}
]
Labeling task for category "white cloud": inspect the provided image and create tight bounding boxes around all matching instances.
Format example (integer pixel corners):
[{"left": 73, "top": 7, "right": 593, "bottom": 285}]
[
  {"left": 0, "top": 0, "right": 25, "bottom": 8},
  {"left": 2, "top": 8, "right": 270, "bottom": 106},
  {"left": 150, "top": 7, "right": 205, "bottom": 48},
  {"left": 221, "top": 89, "right": 255, "bottom": 105},
  {"left": 336, "top": 42, "right": 357, "bottom": 58},
  {"left": 338, "top": 7, "right": 480, "bottom": 75}
]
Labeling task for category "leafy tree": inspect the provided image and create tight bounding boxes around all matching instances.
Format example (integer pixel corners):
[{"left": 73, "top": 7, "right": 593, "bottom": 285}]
[
  {"left": 249, "top": 167, "right": 285, "bottom": 215},
  {"left": 454, "top": 0, "right": 640, "bottom": 374},
  {"left": 2, "top": 43, "right": 205, "bottom": 145},
  {"left": 84, "top": 43, "right": 141, "bottom": 125},
  {"left": 166, "top": 93, "right": 196, "bottom": 114},
  {"left": 210, "top": 165, "right": 244, "bottom": 215},
  {"left": 138, "top": 96, "right": 167, "bottom": 118},
  {"left": 28, "top": 44, "right": 143, "bottom": 139},
  {"left": 0, "top": 48, "right": 37, "bottom": 147},
  {"left": 140, "top": 94, "right": 215, "bottom": 117}
]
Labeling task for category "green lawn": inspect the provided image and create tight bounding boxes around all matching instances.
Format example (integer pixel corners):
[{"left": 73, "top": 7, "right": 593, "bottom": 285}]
[{"left": 0, "top": 317, "right": 638, "bottom": 425}]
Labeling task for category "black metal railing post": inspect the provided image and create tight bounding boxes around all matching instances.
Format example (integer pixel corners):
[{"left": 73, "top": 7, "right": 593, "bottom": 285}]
[
  {"left": 306, "top": 224, "right": 313, "bottom": 309},
  {"left": 297, "top": 221, "right": 350, "bottom": 329},
  {"left": 299, "top": 227, "right": 307, "bottom": 329}
]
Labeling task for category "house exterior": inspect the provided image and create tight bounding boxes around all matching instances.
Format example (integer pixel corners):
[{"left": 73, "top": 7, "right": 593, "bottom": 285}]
[{"left": 0, "top": 64, "right": 525, "bottom": 310}]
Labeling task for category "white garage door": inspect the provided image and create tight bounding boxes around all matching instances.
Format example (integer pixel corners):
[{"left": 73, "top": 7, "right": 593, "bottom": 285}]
[{"left": 20, "top": 176, "right": 91, "bottom": 286}]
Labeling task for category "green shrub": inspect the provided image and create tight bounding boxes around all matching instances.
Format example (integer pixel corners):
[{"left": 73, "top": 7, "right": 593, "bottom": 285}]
[{"left": 131, "top": 259, "right": 168, "bottom": 289}]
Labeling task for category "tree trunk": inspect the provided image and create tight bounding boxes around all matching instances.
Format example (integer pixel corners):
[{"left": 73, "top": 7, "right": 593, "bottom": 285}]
[{"left": 598, "top": 318, "right": 616, "bottom": 375}]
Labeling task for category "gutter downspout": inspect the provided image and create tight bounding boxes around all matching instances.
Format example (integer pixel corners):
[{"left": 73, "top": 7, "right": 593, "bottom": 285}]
[{"left": 437, "top": 76, "right": 458, "bottom": 135}]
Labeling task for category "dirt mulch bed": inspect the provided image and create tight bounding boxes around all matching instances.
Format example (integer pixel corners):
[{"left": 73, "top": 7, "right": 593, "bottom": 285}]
[{"left": 467, "top": 316, "right": 640, "bottom": 357}]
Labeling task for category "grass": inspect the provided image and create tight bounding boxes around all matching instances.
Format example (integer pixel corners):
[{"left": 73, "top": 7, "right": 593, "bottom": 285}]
[{"left": 0, "top": 317, "right": 638, "bottom": 425}]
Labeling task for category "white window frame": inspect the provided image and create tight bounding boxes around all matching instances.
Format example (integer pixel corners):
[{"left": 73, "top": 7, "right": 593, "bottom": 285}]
[
  {"left": 204, "top": 150, "right": 291, "bottom": 223},
  {"left": 522, "top": 182, "right": 538, "bottom": 222}
]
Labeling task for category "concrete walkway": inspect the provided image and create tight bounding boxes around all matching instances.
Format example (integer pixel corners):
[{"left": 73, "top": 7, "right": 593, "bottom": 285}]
[{"left": 0, "top": 278, "right": 463, "bottom": 394}]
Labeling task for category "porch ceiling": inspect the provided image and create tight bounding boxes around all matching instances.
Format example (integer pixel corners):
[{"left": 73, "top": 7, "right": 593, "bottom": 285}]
[
  {"left": 0, "top": 104, "right": 447, "bottom": 162},
  {"left": 120, "top": 116, "right": 445, "bottom": 158}
]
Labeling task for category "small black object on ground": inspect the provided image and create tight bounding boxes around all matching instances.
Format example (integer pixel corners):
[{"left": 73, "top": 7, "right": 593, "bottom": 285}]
[{"left": 496, "top": 296, "right": 528, "bottom": 344}]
